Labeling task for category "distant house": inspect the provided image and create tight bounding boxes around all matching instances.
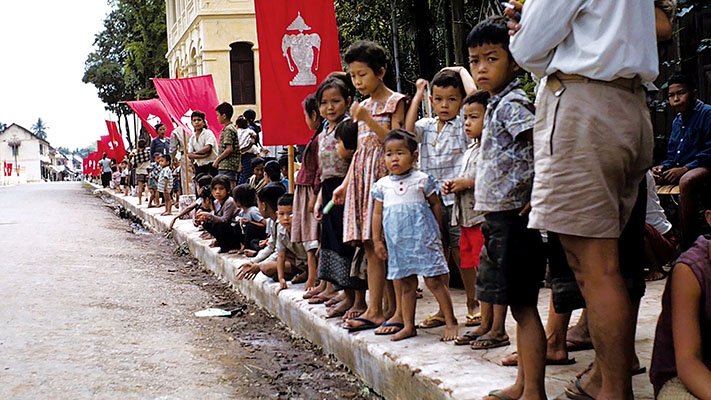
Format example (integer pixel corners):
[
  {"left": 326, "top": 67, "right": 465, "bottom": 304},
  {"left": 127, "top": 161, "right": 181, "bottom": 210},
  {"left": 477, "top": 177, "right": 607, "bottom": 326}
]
[{"left": 0, "top": 123, "right": 51, "bottom": 183}]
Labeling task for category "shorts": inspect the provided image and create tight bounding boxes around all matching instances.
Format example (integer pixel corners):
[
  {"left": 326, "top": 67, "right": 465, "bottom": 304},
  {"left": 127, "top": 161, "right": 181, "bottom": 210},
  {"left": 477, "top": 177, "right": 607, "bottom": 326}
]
[
  {"left": 460, "top": 225, "right": 484, "bottom": 270},
  {"left": 441, "top": 203, "right": 461, "bottom": 248},
  {"left": 218, "top": 169, "right": 239, "bottom": 182},
  {"left": 476, "top": 210, "right": 546, "bottom": 306},
  {"left": 136, "top": 173, "right": 147, "bottom": 183},
  {"left": 195, "top": 164, "right": 218, "bottom": 177},
  {"left": 528, "top": 75, "right": 653, "bottom": 238},
  {"left": 548, "top": 179, "right": 647, "bottom": 313},
  {"left": 119, "top": 177, "right": 126, "bottom": 186}
]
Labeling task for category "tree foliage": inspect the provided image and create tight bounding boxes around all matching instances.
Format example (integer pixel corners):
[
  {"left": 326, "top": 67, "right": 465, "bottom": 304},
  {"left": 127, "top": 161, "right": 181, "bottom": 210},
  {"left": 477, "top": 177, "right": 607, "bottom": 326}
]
[
  {"left": 83, "top": 0, "right": 168, "bottom": 148},
  {"left": 31, "top": 118, "right": 49, "bottom": 140},
  {"left": 0, "top": 122, "right": 6, "bottom": 132}
]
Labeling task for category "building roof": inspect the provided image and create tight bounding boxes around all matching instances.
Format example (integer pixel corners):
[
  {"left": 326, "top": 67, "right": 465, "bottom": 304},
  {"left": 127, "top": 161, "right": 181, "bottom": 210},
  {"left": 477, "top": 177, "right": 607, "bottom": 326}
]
[{"left": 1, "top": 123, "right": 50, "bottom": 144}]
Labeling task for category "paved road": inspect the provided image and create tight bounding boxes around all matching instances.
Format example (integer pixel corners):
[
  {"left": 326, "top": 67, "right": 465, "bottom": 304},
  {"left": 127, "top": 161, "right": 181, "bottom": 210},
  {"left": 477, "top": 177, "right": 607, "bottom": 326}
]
[{"left": 0, "top": 183, "right": 377, "bottom": 400}]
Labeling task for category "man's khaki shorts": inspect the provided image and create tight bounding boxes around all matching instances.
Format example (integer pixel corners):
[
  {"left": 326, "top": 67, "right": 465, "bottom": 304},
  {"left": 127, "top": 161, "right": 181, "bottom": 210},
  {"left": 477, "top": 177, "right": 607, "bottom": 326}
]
[{"left": 528, "top": 76, "right": 653, "bottom": 238}]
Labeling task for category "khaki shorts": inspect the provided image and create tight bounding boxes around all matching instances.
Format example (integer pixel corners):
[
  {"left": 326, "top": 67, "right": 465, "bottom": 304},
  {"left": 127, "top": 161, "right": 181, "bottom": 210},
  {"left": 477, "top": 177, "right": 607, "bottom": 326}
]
[{"left": 528, "top": 76, "right": 653, "bottom": 238}]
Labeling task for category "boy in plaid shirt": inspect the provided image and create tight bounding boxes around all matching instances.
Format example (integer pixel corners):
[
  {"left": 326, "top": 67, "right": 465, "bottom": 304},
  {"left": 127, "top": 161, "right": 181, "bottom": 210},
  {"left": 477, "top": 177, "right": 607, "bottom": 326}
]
[{"left": 157, "top": 154, "right": 174, "bottom": 216}]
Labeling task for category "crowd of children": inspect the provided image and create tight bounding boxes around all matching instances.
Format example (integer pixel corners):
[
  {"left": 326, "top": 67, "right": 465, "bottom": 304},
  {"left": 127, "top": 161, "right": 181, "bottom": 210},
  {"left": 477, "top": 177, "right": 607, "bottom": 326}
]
[{"left": 92, "top": 1, "right": 711, "bottom": 398}]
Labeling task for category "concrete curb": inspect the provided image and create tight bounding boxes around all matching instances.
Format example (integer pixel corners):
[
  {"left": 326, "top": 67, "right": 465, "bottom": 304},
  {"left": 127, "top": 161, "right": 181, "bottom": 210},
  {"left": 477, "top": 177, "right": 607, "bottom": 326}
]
[{"left": 87, "top": 183, "right": 459, "bottom": 400}]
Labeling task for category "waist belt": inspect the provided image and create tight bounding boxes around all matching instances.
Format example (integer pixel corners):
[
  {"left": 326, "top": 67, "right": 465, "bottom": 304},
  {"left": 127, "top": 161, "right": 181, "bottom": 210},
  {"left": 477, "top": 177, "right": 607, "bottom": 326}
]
[{"left": 547, "top": 72, "right": 641, "bottom": 97}]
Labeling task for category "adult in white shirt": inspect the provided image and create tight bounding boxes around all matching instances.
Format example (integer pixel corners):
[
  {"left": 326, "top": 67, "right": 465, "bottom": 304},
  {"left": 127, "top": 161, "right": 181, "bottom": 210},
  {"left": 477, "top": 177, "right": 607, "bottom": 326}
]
[
  {"left": 187, "top": 111, "right": 218, "bottom": 177},
  {"left": 508, "top": 1, "right": 659, "bottom": 398}
]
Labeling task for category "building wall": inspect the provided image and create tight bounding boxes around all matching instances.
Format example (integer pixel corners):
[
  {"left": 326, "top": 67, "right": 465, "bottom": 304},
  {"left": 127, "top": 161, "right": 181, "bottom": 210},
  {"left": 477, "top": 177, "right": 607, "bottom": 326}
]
[
  {"left": 165, "top": 0, "right": 261, "bottom": 119},
  {"left": 0, "top": 125, "right": 46, "bottom": 182}
]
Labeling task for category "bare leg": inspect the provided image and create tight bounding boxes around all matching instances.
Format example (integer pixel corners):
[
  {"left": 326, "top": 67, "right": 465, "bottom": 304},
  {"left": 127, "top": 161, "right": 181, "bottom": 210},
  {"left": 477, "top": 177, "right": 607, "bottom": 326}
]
[
  {"left": 303, "top": 279, "right": 326, "bottom": 299},
  {"left": 376, "top": 279, "right": 404, "bottom": 334},
  {"left": 138, "top": 181, "right": 144, "bottom": 205},
  {"left": 459, "top": 265, "right": 480, "bottom": 316},
  {"left": 424, "top": 274, "right": 458, "bottom": 341},
  {"left": 346, "top": 241, "right": 386, "bottom": 328},
  {"left": 391, "top": 275, "right": 418, "bottom": 341},
  {"left": 304, "top": 249, "right": 318, "bottom": 292},
  {"left": 344, "top": 289, "right": 367, "bottom": 320},
  {"left": 559, "top": 235, "right": 633, "bottom": 399}
]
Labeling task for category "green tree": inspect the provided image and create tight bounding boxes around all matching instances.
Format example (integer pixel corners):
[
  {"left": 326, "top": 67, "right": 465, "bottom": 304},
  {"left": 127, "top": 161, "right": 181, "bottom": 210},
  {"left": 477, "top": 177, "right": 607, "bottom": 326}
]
[
  {"left": 83, "top": 0, "right": 168, "bottom": 149},
  {"left": 31, "top": 118, "right": 49, "bottom": 140},
  {"left": 0, "top": 122, "right": 6, "bottom": 132}
]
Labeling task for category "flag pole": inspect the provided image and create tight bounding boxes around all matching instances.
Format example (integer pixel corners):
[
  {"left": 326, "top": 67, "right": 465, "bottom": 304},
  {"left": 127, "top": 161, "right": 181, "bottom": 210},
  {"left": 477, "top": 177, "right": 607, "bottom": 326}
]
[
  {"left": 182, "top": 128, "right": 190, "bottom": 195},
  {"left": 287, "top": 145, "right": 295, "bottom": 194}
]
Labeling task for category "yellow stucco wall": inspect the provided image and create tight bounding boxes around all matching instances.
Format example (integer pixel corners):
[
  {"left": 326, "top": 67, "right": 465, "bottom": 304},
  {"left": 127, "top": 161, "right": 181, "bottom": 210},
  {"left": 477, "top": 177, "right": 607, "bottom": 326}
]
[{"left": 165, "top": 0, "right": 261, "bottom": 119}]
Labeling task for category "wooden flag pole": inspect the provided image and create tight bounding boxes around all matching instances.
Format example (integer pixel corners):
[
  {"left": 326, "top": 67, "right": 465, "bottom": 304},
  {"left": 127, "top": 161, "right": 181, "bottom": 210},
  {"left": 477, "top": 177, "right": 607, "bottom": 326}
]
[
  {"left": 288, "top": 145, "right": 295, "bottom": 194},
  {"left": 182, "top": 128, "right": 190, "bottom": 195}
]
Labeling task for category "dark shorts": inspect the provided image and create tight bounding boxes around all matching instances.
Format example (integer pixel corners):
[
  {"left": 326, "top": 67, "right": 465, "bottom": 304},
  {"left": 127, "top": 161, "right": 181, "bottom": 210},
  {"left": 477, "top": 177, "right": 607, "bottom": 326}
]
[
  {"left": 136, "top": 173, "right": 147, "bottom": 183},
  {"left": 548, "top": 179, "right": 647, "bottom": 313},
  {"left": 441, "top": 203, "right": 461, "bottom": 248},
  {"left": 476, "top": 210, "right": 546, "bottom": 306},
  {"left": 218, "top": 169, "right": 239, "bottom": 182},
  {"left": 195, "top": 164, "right": 218, "bottom": 177},
  {"left": 120, "top": 177, "right": 126, "bottom": 186}
]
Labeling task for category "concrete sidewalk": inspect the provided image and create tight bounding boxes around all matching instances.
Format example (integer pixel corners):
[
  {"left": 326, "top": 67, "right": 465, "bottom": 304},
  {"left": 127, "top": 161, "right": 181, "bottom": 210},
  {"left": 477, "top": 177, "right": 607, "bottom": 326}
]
[{"left": 88, "top": 182, "right": 662, "bottom": 399}]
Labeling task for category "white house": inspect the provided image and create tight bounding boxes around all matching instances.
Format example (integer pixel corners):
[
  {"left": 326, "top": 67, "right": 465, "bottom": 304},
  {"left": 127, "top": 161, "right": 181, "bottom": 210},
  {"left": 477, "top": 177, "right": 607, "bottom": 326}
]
[{"left": 0, "top": 123, "right": 51, "bottom": 183}]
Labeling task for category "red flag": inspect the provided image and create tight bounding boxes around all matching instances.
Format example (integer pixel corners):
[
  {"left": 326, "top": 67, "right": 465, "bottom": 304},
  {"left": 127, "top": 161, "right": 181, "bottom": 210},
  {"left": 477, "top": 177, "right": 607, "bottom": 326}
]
[
  {"left": 153, "top": 75, "right": 221, "bottom": 140},
  {"left": 82, "top": 158, "right": 88, "bottom": 175},
  {"left": 255, "top": 1, "right": 342, "bottom": 145},
  {"left": 127, "top": 99, "right": 175, "bottom": 138},
  {"left": 105, "top": 121, "right": 127, "bottom": 158}
]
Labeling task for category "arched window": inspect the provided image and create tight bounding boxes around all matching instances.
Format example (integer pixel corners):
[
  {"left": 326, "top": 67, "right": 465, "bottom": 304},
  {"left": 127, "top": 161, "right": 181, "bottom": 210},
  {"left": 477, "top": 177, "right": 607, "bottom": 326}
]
[{"left": 229, "top": 42, "right": 256, "bottom": 105}]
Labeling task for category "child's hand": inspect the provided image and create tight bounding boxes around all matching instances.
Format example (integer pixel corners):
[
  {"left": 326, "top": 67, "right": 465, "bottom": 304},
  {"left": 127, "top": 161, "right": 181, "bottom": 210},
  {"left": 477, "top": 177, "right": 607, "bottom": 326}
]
[
  {"left": 313, "top": 197, "right": 323, "bottom": 221},
  {"left": 258, "top": 238, "right": 268, "bottom": 248},
  {"left": 212, "top": 160, "right": 219, "bottom": 169},
  {"left": 276, "top": 279, "right": 288, "bottom": 295},
  {"left": 448, "top": 178, "right": 474, "bottom": 194},
  {"left": 374, "top": 241, "right": 388, "bottom": 261},
  {"left": 350, "top": 103, "right": 370, "bottom": 122},
  {"left": 442, "top": 180, "right": 453, "bottom": 196},
  {"left": 237, "top": 263, "right": 260, "bottom": 280},
  {"left": 519, "top": 202, "right": 532, "bottom": 217},
  {"left": 503, "top": 0, "right": 523, "bottom": 35},
  {"left": 332, "top": 184, "right": 347, "bottom": 205},
  {"left": 415, "top": 79, "right": 429, "bottom": 95},
  {"left": 169, "top": 217, "right": 177, "bottom": 230}
]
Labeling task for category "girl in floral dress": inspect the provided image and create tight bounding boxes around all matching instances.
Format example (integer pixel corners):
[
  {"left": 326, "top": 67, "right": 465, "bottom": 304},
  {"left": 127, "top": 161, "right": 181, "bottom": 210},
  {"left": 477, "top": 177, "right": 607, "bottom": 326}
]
[{"left": 332, "top": 41, "right": 407, "bottom": 332}]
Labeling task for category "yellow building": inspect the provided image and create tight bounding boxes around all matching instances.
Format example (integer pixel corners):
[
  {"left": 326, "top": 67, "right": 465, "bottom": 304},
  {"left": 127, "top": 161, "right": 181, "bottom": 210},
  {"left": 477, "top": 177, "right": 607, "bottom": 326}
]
[{"left": 165, "top": 0, "right": 261, "bottom": 118}]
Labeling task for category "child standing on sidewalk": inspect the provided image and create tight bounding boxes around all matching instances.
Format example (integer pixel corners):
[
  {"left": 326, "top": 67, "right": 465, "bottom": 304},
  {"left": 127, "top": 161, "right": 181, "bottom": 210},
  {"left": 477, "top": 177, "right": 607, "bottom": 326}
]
[
  {"left": 333, "top": 40, "right": 408, "bottom": 332},
  {"left": 371, "top": 130, "right": 458, "bottom": 342},
  {"left": 157, "top": 154, "right": 174, "bottom": 216},
  {"left": 147, "top": 154, "right": 161, "bottom": 208},
  {"left": 468, "top": 17, "right": 546, "bottom": 399},
  {"left": 405, "top": 68, "right": 477, "bottom": 330}
]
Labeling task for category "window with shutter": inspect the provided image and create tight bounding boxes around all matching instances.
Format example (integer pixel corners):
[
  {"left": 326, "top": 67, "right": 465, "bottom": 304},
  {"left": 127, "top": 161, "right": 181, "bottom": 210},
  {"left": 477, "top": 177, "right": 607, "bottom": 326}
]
[{"left": 230, "top": 42, "right": 256, "bottom": 105}]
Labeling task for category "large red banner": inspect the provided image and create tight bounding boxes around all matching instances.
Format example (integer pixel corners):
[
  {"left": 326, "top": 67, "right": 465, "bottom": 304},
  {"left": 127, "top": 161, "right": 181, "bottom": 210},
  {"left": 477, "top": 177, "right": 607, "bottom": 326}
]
[
  {"left": 255, "top": 0, "right": 342, "bottom": 145},
  {"left": 105, "top": 121, "right": 127, "bottom": 159},
  {"left": 127, "top": 99, "right": 175, "bottom": 138},
  {"left": 153, "top": 76, "right": 221, "bottom": 140}
]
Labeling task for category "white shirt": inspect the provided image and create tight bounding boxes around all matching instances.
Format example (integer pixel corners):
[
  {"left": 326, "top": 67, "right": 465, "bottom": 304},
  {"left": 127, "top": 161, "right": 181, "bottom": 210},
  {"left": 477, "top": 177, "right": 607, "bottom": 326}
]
[
  {"left": 238, "top": 128, "right": 259, "bottom": 155},
  {"left": 188, "top": 129, "right": 218, "bottom": 166},
  {"left": 645, "top": 171, "right": 672, "bottom": 235},
  {"left": 510, "top": 0, "right": 659, "bottom": 83}
]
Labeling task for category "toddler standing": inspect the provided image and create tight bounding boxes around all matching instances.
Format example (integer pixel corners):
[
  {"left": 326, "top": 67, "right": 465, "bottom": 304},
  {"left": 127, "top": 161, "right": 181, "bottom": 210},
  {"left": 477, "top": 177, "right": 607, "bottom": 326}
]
[
  {"left": 157, "top": 154, "right": 174, "bottom": 216},
  {"left": 371, "top": 130, "right": 458, "bottom": 341}
]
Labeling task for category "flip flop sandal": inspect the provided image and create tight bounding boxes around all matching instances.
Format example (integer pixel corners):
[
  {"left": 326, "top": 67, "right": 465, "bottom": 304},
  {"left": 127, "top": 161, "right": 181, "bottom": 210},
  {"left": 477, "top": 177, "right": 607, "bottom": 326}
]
[
  {"left": 487, "top": 390, "right": 516, "bottom": 400},
  {"left": 417, "top": 315, "right": 446, "bottom": 329},
  {"left": 632, "top": 366, "right": 647, "bottom": 376},
  {"left": 374, "top": 322, "right": 405, "bottom": 335},
  {"left": 345, "top": 317, "right": 379, "bottom": 333},
  {"left": 471, "top": 337, "right": 511, "bottom": 350},
  {"left": 564, "top": 377, "right": 595, "bottom": 400},
  {"left": 501, "top": 351, "right": 576, "bottom": 367},
  {"left": 454, "top": 331, "right": 480, "bottom": 345},
  {"left": 465, "top": 313, "right": 482, "bottom": 327}
]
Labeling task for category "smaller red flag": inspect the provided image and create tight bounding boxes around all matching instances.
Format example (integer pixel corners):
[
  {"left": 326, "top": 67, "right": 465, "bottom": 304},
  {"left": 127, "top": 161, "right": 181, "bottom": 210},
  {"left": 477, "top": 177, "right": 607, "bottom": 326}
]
[
  {"left": 127, "top": 99, "right": 175, "bottom": 138},
  {"left": 153, "top": 75, "right": 222, "bottom": 141}
]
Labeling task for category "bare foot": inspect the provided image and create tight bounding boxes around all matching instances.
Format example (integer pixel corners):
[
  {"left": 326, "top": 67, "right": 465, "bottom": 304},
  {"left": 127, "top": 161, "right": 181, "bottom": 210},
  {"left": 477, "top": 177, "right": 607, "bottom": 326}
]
[
  {"left": 227, "top": 249, "right": 242, "bottom": 255},
  {"left": 200, "top": 232, "right": 211, "bottom": 240},
  {"left": 324, "top": 291, "right": 345, "bottom": 307},
  {"left": 243, "top": 249, "right": 257, "bottom": 257},
  {"left": 343, "top": 306, "right": 366, "bottom": 320},
  {"left": 209, "top": 239, "right": 217, "bottom": 248},
  {"left": 390, "top": 326, "right": 417, "bottom": 341},
  {"left": 161, "top": 211, "right": 172, "bottom": 216},
  {"left": 441, "top": 322, "right": 459, "bottom": 342},
  {"left": 303, "top": 282, "right": 325, "bottom": 299},
  {"left": 326, "top": 298, "right": 353, "bottom": 319}
]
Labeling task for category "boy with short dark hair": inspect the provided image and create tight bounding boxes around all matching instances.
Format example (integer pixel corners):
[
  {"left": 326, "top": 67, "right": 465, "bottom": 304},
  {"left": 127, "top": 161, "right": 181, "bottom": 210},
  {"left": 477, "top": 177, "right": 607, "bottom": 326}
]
[
  {"left": 273, "top": 194, "right": 309, "bottom": 295},
  {"left": 213, "top": 102, "right": 241, "bottom": 187},
  {"left": 235, "top": 184, "right": 286, "bottom": 280},
  {"left": 468, "top": 17, "right": 546, "bottom": 399},
  {"left": 405, "top": 67, "right": 478, "bottom": 329},
  {"left": 157, "top": 154, "right": 174, "bottom": 216}
]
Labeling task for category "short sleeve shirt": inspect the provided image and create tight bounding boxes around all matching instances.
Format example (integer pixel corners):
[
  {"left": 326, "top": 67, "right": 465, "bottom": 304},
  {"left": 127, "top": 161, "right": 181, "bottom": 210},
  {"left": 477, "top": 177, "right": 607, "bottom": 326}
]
[
  {"left": 416, "top": 114, "right": 471, "bottom": 206},
  {"left": 475, "top": 78, "right": 536, "bottom": 212},
  {"left": 217, "top": 124, "right": 241, "bottom": 171},
  {"left": 319, "top": 119, "right": 351, "bottom": 181},
  {"left": 453, "top": 143, "right": 485, "bottom": 227},
  {"left": 243, "top": 206, "right": 264, "bottom": 223},
  {"left": 371, "top": 170, "right": 437, "bottom": 206},
  {"left": 275, "top": 224, "right": 308, "bottom": 262},
  {"left": 157, "top": 166, "right": 173, "bottom": 192},
  {"left": 188, "top": 129, "right": 218, "bottom": 166},
  {"left": 100, "top": 159, "right": 112, "bottom": 173}
]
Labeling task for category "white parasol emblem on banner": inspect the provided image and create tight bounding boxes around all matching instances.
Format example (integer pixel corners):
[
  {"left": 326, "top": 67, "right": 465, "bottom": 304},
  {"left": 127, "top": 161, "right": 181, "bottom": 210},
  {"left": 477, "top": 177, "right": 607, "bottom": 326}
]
[
  {"left": 146, "top": 113, "right": 161, "bottom": 129},
  {"left": 281, "top": 12, "right": 321, "bottom": 86},
  {"left": 181, "top": 109, "right": 195, "bottom": 128}
]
